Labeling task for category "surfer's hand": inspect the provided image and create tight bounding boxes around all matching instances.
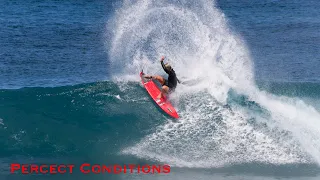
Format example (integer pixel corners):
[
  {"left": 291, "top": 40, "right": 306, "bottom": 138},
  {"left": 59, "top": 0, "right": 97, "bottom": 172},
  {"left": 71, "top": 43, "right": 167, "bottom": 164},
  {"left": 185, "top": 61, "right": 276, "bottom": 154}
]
[{"left": 160, "top": 56, "right": 165, "bottom": 61}]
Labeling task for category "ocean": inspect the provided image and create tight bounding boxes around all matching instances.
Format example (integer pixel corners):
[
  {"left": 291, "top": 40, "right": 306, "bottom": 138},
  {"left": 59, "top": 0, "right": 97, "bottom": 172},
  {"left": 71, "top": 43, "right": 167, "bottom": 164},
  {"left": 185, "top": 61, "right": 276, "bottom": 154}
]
[{"left": 1, "top": 0, "right": 320, "bottom": 179}]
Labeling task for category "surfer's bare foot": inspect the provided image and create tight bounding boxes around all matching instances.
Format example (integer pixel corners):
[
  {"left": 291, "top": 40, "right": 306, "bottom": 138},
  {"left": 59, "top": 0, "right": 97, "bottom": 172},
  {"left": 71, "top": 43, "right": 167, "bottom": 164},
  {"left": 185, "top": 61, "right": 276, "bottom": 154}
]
[
  {"left": 157, "top": 93, "right": 162, "bottom": 99},
  {"left": 144, "top": 75, "right": 152, "bottom": 79}
]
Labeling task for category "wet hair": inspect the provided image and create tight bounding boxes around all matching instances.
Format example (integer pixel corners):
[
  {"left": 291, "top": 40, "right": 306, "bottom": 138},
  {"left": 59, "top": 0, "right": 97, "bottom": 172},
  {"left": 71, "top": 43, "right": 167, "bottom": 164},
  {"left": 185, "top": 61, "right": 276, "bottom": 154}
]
[{"left": 165, "top": 63, "right": 172, "bottom": 70}]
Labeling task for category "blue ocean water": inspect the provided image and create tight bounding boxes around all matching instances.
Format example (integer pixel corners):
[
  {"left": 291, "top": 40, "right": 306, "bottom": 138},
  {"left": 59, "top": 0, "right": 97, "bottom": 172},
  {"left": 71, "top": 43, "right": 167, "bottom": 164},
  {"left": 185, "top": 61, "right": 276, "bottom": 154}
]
[
  {"left": 217, "top": 0, "right": 320, "bottom": 83},
  {"left": 0, "top": 0, "right": 110, "bottom": 89},
  {"left": 1, "top": 0, "right": 320, "bottom": 180}
]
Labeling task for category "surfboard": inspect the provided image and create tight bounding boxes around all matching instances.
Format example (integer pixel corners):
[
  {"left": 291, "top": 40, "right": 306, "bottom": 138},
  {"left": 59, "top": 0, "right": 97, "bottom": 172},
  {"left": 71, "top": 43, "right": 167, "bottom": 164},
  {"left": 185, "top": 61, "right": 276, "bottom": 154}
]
[{"left": 140, "top": 71, "right": 179, "bottom": 119}]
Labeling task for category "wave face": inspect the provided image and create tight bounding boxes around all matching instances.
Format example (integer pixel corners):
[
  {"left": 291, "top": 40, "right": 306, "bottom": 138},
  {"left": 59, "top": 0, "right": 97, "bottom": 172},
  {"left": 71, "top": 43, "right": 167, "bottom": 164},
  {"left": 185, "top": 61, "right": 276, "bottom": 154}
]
[
  {"left": 0, "top": 82, "right": 162, "bottom": 162},
  {"left": 1, "top": 82, "right": 320, "bottom": 167},
  {"left": 107, "top": 0, "right": 320, "bottom": 168}
]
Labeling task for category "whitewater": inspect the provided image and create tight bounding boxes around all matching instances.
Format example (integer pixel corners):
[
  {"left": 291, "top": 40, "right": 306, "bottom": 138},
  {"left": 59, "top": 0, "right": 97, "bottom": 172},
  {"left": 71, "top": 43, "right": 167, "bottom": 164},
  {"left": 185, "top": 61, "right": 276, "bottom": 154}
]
[{"left": 107, "top": 0, "right": 320, "bottom": 168}]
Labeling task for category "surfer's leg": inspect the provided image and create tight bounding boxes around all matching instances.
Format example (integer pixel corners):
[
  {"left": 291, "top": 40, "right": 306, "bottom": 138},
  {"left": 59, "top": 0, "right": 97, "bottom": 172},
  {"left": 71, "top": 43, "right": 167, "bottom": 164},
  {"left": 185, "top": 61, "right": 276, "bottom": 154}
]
[
  {"left": 153, "top": 75, "right": 166, "bottom": 85},
  {"left": 143, "top": 75, "right": 165, "bottom": 85},
  {"left": 157, "top": 85, "right": 169, "bottom": 99}
]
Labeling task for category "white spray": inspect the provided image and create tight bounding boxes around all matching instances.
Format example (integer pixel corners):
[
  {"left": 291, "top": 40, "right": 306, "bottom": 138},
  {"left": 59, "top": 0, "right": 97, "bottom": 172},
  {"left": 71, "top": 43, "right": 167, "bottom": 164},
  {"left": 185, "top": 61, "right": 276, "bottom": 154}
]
[{"left": 108, "top": 0, "right": 320, "bottom": 167}]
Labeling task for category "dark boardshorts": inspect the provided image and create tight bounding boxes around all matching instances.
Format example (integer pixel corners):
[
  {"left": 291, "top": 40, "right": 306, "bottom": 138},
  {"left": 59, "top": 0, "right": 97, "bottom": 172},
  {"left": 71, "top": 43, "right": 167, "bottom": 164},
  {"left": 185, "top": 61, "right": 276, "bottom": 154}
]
[{"left": 163, "top": 79, "right": 176, "bottom": 93}]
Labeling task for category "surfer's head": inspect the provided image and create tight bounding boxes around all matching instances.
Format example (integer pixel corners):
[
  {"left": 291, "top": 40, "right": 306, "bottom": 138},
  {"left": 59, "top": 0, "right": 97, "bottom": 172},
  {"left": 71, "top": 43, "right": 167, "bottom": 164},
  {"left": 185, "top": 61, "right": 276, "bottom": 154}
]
[{"left": 165, "top": 63, "right": 172, "bottom": 71}]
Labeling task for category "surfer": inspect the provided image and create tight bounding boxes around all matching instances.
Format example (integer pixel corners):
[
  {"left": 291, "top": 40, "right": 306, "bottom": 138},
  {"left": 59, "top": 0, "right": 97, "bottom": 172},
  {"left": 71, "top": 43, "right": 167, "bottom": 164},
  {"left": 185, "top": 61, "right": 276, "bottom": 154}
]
[{"left": 144, "top": 56, "right": 180, "bottom": 100}]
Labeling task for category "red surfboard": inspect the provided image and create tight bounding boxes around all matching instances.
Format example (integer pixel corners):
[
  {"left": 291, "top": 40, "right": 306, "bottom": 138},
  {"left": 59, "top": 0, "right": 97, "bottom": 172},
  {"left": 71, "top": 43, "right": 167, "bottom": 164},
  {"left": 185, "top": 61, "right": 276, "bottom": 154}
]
[{"left": 140, "top": 71, "right": 179, "bottom": 119}]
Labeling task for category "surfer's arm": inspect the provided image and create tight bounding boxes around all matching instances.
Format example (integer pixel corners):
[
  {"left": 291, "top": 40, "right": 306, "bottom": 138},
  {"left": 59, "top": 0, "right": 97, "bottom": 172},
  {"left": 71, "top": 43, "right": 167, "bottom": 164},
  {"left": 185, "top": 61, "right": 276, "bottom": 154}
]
[{"left": 161, "top": 61, "right": 170, "bottom": 74}]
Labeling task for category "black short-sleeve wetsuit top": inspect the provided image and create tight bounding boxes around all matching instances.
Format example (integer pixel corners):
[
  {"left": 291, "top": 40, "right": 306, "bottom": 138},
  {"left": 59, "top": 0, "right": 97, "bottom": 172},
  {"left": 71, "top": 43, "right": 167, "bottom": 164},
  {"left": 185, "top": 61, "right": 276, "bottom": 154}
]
[{"left": 161, "top": 61, "right": 179, "bottom": 90}]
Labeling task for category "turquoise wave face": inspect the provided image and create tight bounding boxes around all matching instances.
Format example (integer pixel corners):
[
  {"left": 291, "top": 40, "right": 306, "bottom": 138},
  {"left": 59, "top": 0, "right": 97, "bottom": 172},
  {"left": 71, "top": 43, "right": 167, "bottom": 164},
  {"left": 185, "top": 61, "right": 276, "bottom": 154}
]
[
  {"left": 1, "top": 81, "right": 320, "bottom": 179},
  {"left": 1, "top": 81, "right": 320, "bottom": 159},
  {"left": 0, "top": 82, "right": 163, "bottom": 162}
]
